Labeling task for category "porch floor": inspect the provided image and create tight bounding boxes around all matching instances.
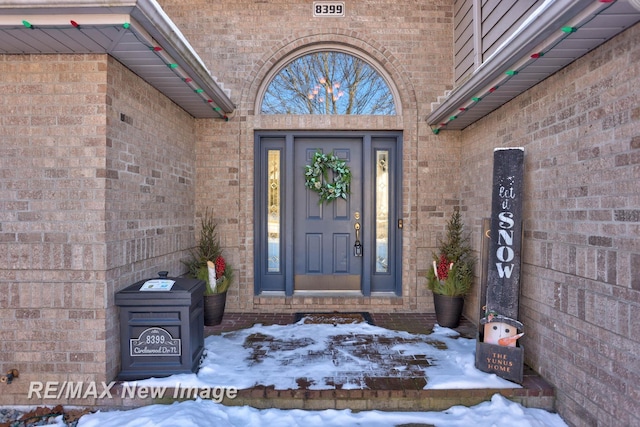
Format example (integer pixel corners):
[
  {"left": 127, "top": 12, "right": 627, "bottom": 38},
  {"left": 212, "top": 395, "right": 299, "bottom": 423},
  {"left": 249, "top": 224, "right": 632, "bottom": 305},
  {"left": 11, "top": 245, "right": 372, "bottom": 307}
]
[{"left": 202, "top": 312, "right": 556, "bottom": 412}]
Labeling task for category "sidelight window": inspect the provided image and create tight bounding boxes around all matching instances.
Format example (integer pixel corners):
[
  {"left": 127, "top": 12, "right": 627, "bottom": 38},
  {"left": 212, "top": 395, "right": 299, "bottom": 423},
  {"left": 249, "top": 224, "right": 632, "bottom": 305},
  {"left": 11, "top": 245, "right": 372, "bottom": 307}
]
[{"left": 267, "top": 150, "right": 281, "bottom": 273}]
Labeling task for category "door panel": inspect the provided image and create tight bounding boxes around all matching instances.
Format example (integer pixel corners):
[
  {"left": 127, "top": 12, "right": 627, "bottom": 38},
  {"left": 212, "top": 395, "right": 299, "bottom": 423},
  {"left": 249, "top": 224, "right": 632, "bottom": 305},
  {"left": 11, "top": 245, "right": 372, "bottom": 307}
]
[
  {"left": 294, "top": 138, "right": 362, "bottom": 291},
  {"left": 306, "top": 234, "right": 322, "bottom": 272},
  {"left": 333, "top": 234, "right": 350, "bottom": 273}
]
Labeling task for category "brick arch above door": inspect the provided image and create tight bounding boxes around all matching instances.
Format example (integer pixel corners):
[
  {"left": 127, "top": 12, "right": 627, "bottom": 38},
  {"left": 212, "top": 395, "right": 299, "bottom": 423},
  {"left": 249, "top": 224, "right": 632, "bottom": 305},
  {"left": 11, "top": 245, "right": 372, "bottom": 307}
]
[{"left": 239, "top": 30, "right": 418, "bottom": 117}]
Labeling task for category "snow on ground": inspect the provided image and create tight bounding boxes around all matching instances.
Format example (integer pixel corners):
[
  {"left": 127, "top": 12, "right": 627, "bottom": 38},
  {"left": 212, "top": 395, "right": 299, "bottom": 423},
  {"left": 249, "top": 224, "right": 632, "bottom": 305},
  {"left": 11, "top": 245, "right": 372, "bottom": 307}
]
[
  {"left": 77, "top": 394, "right": 567, "bottom": 427},
  {"left": 136, "top": 321, "right": 520, "bottom": 390},
  {"left": 7, "top": 320, "right": 570, "bottom": 426}
]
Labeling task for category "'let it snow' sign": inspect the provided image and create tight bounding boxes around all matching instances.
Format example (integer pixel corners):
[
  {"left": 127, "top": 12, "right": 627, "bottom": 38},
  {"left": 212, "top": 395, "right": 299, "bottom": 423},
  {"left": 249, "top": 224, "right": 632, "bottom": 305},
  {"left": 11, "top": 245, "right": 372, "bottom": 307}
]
[
  {"left": 485, "top": 148, "right": 524, "bottom": 321},
  {"left": 476, "top": 147, "right": 525, "bottom": 384}
]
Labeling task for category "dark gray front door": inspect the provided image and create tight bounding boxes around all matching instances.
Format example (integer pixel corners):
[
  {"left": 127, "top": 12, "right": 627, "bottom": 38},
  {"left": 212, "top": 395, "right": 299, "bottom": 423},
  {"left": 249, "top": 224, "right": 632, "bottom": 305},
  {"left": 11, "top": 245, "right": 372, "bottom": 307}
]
[
  {"left": 293, "top": 138, "right": 362, "bottom": 291},
  {"left": 254, "top": 131, "right": 402, "bottom": 296}
]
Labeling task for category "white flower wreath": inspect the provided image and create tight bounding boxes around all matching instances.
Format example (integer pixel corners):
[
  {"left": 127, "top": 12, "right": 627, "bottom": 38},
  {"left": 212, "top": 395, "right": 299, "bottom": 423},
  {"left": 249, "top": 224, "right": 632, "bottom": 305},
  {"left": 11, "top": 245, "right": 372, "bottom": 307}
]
[{"left": 304, "top": 151, "right": 351, "bottom": 203}]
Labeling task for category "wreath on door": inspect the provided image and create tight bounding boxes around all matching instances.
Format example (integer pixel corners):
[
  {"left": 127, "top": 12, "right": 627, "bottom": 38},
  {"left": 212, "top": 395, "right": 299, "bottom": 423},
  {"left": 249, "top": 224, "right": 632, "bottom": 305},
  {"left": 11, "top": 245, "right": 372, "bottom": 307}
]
[{"left": 304, "top": 150, "right": 351, "bottom": 204}]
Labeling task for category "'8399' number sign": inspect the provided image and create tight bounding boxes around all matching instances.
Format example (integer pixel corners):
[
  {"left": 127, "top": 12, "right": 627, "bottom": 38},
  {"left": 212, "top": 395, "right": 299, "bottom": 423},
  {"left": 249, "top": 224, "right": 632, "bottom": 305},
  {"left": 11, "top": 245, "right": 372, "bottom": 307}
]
[{"left": 313, "top": 2, "right": 345, "bottom": 17}]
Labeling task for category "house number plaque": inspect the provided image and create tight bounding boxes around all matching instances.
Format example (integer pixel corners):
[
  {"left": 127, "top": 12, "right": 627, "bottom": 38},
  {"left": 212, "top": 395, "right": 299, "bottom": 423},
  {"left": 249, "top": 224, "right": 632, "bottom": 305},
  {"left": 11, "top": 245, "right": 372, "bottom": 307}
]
[
  {"left": 313, "top": 2, "right": 345, "bottom": 17},
  {"left": 130, "top": 327, "right": 181, "bottom": 357}
]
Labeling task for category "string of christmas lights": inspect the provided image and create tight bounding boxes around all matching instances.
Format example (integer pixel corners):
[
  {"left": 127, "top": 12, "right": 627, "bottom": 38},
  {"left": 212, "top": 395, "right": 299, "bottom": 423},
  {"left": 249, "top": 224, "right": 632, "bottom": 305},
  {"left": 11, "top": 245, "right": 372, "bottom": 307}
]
[
  {"left": 16, "top": 19, "right": 228, "bottom": 120},
  {"left": 431, "top": 0, "right": 616, "bottom": 134}
]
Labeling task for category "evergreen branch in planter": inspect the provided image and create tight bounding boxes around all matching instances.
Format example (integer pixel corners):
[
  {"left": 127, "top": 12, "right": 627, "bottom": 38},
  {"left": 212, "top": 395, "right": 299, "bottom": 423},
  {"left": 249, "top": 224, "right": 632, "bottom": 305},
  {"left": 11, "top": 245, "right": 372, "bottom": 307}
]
[
  {"left": 426, "top": 210, "right": 476, "bottom": 297},
  {"left": 182, "top": 208, "right": 233, "bottom": 295}
]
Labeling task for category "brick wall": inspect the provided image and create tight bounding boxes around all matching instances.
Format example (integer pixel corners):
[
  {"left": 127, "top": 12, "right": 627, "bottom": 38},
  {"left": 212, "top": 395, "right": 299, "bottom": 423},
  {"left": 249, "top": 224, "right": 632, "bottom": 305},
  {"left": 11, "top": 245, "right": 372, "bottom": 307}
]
[
  {"left": 0, "top": 54, "right": 197, "bottom": 405},
  {"left": 161, "top": 0, "right": 460, "bottom": 313},
  {"left": 0, "top": 54, "right": 109, "bottom": 405},
  {"left": 460, "top": 25, "right": 640, "bottom": 427},
  {"left": 103, "top": 57, "right": 198, "bottom": 380}
]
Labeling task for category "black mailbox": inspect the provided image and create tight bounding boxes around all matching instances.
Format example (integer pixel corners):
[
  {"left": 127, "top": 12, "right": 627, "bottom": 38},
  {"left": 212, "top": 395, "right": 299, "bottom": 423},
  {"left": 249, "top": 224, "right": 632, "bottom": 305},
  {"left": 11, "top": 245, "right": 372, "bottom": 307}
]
[{"left": 115, "top": 272, "right": 205, "bottom": 381}]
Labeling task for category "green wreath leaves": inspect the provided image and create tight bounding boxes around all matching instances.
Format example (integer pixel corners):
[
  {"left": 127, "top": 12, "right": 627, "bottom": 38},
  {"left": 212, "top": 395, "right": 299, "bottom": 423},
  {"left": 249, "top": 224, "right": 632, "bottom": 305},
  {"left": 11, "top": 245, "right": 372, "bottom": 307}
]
[{"left": 304, "top": 151, "right": 351, "bottom": 204}]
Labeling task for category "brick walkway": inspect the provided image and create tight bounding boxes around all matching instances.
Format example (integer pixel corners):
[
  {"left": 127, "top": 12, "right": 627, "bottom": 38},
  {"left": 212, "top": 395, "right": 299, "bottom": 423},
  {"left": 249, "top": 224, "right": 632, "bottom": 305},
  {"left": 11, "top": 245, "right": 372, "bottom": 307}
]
[{"left": 202, "top": 312, "right": 555, "bottom": 412}]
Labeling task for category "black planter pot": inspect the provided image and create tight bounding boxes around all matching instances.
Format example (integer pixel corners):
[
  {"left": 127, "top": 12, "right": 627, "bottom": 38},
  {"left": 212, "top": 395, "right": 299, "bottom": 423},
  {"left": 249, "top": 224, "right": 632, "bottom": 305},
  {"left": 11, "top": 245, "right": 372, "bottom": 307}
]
[
  {"left": 433, "top": 293, "right": 464, "bottom": 328},
  {"left": 203, "top": 291, "right": 227, "bottom": 326}
]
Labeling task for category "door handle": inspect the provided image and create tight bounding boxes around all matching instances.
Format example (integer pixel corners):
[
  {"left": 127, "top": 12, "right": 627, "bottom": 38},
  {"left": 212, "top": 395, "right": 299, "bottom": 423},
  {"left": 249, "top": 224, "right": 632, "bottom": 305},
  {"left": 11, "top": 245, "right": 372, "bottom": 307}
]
[{"left": 354, "top": 222, "right": 363, "bottom": 257}]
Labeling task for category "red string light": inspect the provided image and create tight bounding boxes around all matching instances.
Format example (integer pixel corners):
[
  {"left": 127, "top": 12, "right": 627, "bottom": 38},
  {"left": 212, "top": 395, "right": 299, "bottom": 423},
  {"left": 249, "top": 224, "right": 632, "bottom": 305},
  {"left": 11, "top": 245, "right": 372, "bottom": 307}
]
[
  {"left": 432, "top": 0, "right": 618, "bottom": 135},
  {"left": 70, "top": 20, "right": 80, "bottom": 28},
  {"left": 119, "top": 23, "right": 227, "bottom": 121}
]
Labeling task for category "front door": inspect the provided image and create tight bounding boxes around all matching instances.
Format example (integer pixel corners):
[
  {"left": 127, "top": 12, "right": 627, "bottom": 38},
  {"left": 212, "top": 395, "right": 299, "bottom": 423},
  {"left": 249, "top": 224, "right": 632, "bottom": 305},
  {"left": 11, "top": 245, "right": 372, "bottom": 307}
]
[
  {"left": 254, "top": 131, "right": 402, "bottom": 296},
  {"left": 293, "top": 138, "right": 362, "bottom": 291}
]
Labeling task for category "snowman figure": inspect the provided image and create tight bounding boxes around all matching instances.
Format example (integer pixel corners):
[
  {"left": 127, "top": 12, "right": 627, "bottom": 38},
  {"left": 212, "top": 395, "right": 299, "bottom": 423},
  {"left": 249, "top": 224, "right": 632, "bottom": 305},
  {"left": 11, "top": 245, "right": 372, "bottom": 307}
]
[{"left": 481, "top": 313, "right": 524, "bottom": 347}]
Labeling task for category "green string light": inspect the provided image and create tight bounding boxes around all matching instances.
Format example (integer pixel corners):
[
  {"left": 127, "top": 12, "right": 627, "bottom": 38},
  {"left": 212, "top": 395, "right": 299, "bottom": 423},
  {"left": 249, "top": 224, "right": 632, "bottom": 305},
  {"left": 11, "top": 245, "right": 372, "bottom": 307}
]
[
  {"left": 432, "top": 128, "right": 440, "bottom": 135},
  {"left": 119, "top": 19, "right": 228, "bottom": 122},
  {"left": 506, "top": 70, "right": 518, "bottom": 76},
  {"left": 561, "top": 26, "right": 576, "bottom": 33},
  {"left": 22, "top": 20, "right": 33, "bottom": 29},
  {"left": 472, "top": 97, "right": 482, "bottom": 102}
]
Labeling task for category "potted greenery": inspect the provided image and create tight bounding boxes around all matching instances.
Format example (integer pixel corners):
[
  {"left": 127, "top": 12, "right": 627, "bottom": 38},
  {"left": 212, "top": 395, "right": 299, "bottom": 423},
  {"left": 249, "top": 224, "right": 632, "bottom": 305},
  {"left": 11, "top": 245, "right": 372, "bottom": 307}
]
[
  {"left": 426, "top": 210, "right": 476, "bottom": 328},
  {"left": 183, "top": 209, "right": 233, "bottom": 326}
]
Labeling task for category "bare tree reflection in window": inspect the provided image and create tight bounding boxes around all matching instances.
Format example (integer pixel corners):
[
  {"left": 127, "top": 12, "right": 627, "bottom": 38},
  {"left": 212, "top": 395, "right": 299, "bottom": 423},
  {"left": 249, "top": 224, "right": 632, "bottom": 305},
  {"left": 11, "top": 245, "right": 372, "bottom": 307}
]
[{"left": 262, "top": 51, "right": 395, "bottom": 115}]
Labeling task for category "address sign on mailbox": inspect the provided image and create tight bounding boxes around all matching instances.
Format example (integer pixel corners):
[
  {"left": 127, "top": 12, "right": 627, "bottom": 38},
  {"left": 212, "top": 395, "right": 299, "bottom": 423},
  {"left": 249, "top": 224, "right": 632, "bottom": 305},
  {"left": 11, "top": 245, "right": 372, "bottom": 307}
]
[{"left": 130, "top": 327, "right": 181, "bottom": 357}]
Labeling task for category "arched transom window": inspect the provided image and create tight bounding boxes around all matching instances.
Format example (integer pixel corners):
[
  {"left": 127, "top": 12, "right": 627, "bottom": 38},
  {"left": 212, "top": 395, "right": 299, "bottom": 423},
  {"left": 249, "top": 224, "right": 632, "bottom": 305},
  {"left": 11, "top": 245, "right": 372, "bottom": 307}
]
[{"left": 261, "top": 51, "right": 396, "bottom": 115}]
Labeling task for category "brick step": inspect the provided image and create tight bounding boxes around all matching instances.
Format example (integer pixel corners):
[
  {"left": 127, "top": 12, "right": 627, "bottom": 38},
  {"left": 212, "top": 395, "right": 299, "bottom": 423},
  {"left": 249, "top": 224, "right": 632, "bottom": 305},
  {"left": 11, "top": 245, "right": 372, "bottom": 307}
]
[
  {"left": 220, "top": 366, "right": 555, "bottom": 411},
  {"left": 102, "top": 368, "right": 554, "bottom": 412}
]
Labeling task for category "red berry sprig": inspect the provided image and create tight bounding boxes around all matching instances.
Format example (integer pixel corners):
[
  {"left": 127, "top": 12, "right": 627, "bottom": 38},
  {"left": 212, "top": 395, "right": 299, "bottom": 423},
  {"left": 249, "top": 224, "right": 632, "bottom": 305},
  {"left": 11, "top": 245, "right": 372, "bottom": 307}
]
[
  {"left": 436, "top": 254, "right": 450, "bottom": 280},
  {"left": 214, "top": 256, "right": 225, "bottom": 278}
]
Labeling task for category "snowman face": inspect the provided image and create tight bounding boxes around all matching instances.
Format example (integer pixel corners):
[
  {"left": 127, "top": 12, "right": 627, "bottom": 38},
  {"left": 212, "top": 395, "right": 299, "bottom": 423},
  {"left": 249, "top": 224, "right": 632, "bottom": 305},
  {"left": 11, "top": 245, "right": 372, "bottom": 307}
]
[{"left": 484, "top": 322, "right": 517, "bottom": 345}]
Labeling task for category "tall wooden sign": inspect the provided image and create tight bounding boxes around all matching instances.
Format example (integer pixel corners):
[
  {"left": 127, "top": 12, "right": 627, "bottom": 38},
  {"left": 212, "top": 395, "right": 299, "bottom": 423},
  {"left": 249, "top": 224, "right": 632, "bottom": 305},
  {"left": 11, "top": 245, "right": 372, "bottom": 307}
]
[
  {"left": 476, "top": 148, "right": 525, "bottom": 383},
  {"left": 486, "top": 148, "right": 524, "bottom": 318}
]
